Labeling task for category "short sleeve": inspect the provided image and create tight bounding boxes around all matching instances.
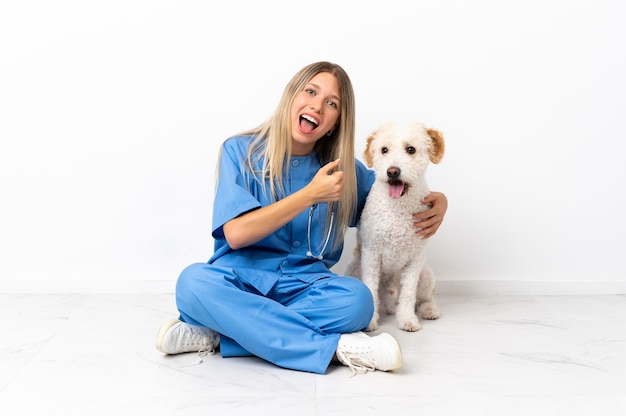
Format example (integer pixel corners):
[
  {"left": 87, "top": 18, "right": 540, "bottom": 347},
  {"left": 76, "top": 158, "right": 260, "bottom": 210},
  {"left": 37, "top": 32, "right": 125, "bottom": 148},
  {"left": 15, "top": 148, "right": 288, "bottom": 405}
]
[
  {"left": 351, "top": 159, "right": 375, "bottom": 227},
  {"left": 211, "top": 137, "right": 262, "bottom": 238}
]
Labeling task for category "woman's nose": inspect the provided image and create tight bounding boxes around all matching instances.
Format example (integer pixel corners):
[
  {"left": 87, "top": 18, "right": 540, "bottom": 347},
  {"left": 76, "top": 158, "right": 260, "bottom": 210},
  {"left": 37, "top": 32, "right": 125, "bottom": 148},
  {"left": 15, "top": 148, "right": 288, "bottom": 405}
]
[{"left": 309, "top": 97, "right": 324, "bottom": 112}]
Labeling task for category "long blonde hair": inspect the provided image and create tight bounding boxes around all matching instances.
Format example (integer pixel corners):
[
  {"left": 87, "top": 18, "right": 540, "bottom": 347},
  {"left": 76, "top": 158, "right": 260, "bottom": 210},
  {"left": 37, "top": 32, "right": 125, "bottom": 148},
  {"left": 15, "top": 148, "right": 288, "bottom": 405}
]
[{"left": 237, "top": 61, "right": 357, "bottom": 250}]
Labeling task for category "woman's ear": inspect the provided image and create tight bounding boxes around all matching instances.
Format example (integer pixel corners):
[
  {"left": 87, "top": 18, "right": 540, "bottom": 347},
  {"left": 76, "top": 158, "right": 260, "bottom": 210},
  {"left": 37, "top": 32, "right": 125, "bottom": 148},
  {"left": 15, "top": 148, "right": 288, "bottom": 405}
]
[{"left": 426, "top": 128, "right": 445, "bottom": 164}]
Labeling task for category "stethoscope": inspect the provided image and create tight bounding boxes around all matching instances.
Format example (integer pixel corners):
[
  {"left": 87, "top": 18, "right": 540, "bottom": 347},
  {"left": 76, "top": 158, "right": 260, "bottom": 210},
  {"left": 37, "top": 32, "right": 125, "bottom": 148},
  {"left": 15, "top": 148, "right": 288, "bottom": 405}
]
[{"left": 306, "top": 203, "right": 335, "bottom": 260}]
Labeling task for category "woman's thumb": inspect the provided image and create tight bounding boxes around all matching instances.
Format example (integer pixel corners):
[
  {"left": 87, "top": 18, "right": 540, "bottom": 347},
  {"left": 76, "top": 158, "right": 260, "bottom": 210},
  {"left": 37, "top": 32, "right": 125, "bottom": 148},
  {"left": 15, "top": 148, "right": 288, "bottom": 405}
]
[{"left": 322, "top": 158, "right": 341, "bottom": 174}]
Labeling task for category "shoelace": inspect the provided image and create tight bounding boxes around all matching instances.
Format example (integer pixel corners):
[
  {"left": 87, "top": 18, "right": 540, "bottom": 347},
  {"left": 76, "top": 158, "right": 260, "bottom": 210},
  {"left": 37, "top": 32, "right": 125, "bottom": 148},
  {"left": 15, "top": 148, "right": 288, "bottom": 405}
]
[
  {"left": 182, "top": 325, "right": 216, "bottom": 348},
  {"left": 177, "top": 343, "right": 217, "bottom": 368},
  {"left": 178, "top": 327, "right": 219, "bottom": 367},
  {"left": 335, "top": 350, "right": 376, "bottom": 376}
]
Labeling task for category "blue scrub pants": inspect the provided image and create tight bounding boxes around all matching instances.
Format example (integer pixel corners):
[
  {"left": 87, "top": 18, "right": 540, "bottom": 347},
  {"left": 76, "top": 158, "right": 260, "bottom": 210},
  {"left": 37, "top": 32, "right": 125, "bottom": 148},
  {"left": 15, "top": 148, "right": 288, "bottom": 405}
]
[{"left": 175, "top": 262, "right": 374, "bottom": 374}]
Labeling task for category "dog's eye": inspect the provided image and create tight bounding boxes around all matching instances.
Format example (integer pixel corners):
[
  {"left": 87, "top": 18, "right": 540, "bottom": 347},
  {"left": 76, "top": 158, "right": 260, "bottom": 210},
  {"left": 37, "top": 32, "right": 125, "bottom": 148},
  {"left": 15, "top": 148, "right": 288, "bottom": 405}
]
[
  {"left": 381, "top": 147, "right": 388, "bottom": 154},
  {"left": 406, "top": 146, "right": 416, "bottom": 154}
]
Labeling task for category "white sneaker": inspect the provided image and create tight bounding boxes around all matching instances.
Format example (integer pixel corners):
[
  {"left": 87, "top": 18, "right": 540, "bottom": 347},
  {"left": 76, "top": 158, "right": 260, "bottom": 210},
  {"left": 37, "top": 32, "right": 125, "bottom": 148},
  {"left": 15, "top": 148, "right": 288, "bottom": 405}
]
[
  {"left": 155, "top": 318, "right": 220, "bottom": 355},
  {"left": 336, "top": 331, "right": 402, "bottom": 375}
]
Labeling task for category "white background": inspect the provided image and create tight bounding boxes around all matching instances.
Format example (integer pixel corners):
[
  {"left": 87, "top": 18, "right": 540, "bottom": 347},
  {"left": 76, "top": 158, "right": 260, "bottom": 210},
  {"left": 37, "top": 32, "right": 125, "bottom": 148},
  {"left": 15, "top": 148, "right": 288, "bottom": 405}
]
[{"left": 1, "top": 0, "right": 624, "bottom": 293}]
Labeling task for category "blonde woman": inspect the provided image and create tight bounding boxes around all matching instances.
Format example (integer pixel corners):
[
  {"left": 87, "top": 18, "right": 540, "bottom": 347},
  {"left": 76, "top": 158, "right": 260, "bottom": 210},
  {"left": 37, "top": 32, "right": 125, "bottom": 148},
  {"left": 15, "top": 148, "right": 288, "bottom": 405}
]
[{"left": 156, "top": 62, "right": 448, "bottom": 374}]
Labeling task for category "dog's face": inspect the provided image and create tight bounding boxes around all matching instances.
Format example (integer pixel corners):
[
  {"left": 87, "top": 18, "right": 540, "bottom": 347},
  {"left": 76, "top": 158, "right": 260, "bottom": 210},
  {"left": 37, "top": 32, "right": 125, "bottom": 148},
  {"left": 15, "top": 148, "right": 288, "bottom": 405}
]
[{"left": 364, "top": 122, "right": 445, "bottom": 198}]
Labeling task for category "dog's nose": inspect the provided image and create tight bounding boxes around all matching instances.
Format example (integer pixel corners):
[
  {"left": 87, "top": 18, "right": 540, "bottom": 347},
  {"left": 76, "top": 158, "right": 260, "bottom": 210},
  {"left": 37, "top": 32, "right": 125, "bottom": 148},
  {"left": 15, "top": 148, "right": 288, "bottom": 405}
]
[{"left": 387, "top": 167, "right": 401, "bottom": 179}]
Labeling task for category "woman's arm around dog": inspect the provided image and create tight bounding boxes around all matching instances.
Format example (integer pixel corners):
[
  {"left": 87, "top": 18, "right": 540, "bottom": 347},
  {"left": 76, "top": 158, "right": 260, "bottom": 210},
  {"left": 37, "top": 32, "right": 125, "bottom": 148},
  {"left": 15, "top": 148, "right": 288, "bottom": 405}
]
[{"left": 413, "top": 191, "right": 447, "bottom": 239}]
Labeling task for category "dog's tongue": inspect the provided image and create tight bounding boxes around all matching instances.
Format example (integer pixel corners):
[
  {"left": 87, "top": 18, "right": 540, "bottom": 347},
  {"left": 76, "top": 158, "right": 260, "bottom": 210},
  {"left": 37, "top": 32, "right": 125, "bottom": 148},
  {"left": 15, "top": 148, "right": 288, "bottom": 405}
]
[{"left": 388, "top": 183, "right": 404, "bottom": 198}]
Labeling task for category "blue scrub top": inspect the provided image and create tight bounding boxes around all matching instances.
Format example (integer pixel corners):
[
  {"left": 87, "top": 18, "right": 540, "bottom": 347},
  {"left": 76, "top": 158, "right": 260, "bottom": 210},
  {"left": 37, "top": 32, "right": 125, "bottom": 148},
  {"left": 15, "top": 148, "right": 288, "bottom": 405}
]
[{"left": 209, "top": 135, "right": 374, "bottom": 295}]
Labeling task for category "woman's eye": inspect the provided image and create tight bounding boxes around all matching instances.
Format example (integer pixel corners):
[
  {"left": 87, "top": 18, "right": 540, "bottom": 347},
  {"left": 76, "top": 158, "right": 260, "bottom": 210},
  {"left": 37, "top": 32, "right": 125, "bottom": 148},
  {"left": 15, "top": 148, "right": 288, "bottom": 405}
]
[
  {"left": 381, "top": 147, "right": 388, "bottom": 154},
  {"left": 327, "top": 100, "right": 337, "bottom": 108},
  {"left": 305, "top": 89, "right": 315, "bottom": 95},
  {"left": 406, "top": 146, "right": 416, "bottom": 154}
]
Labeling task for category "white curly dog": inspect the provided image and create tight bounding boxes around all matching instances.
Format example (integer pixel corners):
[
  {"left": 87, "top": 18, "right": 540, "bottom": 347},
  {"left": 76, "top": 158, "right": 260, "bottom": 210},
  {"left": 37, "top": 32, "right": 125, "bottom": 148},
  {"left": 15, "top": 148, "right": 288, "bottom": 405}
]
[{"left": 346, "top": 121, "right": 445, "bottom": 332}]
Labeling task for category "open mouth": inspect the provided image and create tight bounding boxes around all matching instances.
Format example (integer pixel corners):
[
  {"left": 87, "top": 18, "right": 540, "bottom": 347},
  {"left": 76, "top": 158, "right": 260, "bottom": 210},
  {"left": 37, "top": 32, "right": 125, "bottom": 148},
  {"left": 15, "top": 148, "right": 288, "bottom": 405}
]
[
  {"left": 299, "top": 114, "right": 319, "bottom": 133},
  {"left": 388, "top": 179, "right": 407, "bottom": 198}
]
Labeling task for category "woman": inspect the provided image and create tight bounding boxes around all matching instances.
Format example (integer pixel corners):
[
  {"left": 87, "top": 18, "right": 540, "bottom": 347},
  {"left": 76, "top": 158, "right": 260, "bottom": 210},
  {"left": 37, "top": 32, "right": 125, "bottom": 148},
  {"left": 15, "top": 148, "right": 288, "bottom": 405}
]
[{"left": 156, "top": 61, "right": 448, "bottom": 375}]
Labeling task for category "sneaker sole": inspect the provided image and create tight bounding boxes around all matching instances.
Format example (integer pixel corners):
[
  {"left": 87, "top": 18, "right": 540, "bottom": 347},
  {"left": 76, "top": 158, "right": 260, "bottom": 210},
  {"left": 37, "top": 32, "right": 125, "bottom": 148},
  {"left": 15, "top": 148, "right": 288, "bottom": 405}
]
[
  {"left": 155, "top": 318, "right": 181, "bottom": 354},
  {"left": 378, "top": 332, "right": 403, "bottom": 371}
]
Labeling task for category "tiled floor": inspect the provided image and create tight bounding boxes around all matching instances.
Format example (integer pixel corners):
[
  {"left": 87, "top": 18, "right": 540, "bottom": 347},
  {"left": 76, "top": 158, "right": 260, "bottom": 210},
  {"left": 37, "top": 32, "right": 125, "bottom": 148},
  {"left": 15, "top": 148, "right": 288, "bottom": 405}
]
[{"left": 1, "top": 292, "right": 625, "bottom": 415}]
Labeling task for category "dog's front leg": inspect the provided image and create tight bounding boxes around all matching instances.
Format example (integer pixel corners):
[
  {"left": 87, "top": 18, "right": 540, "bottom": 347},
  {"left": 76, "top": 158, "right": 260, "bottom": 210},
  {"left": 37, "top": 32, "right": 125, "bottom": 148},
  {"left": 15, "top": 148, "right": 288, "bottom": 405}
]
[
  {"left": 417, "top": 264, "right": 440, "bottom": 320},
  {"left": 397, "top": 254, "right": 426, "bottom": 332},
  {"left": 360, "top": 247, "right": 382, "bottom": 332}
]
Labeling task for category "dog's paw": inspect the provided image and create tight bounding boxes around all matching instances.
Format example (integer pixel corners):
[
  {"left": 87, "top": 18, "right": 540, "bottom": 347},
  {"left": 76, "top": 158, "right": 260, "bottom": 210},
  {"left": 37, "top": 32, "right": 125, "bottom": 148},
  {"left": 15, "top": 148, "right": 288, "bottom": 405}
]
[
  {"left": 366, "top": 313, "right": 380, "bottom": 332},
  {"left": 418, "top": 302, "right": 440, "bottom": 320},
  {"left": 398, "top": 316, "right": 422, "bottom": 332},
  {"left": 366, "top": 321, "right": 379, "bottom": 332}
]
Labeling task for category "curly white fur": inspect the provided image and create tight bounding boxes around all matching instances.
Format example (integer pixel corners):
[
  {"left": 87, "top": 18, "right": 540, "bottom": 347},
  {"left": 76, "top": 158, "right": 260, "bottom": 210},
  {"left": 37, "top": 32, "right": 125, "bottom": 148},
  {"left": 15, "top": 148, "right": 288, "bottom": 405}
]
[{"left": 346, "top": 121, "right": 445, "bottom": 332}]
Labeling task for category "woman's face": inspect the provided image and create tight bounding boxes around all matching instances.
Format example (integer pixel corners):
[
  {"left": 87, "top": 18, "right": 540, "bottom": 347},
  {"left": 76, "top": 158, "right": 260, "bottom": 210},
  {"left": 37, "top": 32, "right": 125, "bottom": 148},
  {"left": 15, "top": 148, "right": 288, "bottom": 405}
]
[{"left": 290, "top": 71, "right": 341, "bottom": 156}]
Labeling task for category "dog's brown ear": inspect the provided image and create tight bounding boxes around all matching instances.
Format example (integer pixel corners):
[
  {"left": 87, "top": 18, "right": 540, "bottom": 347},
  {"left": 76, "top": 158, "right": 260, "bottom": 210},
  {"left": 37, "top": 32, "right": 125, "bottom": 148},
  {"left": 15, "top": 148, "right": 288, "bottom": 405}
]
[
  {"left": 426, "top": 128, "right": 445, "bottom": 164},
  {"left": 363, "top": 133, "right": 376, "bottom": 168}
]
